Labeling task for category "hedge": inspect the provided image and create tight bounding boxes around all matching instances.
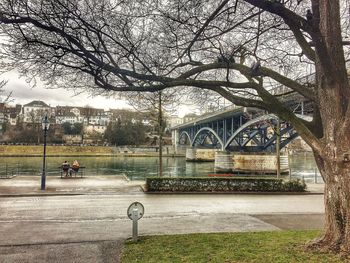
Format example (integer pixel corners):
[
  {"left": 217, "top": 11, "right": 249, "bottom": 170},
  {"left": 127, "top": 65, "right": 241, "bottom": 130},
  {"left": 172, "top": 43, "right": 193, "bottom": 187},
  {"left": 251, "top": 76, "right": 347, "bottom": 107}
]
[{"left": 145, "top": 177, "right": 306, "bottom": 193}]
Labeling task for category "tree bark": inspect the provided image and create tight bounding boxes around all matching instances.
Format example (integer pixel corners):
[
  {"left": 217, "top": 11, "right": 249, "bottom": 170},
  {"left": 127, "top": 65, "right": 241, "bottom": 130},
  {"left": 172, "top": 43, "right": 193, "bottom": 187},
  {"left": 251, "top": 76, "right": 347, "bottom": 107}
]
[
  {"left": 311, "top": 144, "right": 350, "bottom": 252},
  {"left": 302, "top": 0, "right": 350, "bottom": 252}
]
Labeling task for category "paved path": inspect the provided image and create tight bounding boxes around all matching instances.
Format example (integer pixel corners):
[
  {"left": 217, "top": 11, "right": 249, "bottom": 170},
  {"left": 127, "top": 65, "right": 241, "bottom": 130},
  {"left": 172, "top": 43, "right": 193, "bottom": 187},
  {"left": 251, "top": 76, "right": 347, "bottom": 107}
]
[
  {"left": 0, "top": 175, "right": 142, "bottom": 196},
  {"left": 0, "top": 176, "right": 325, "bottom": 263}
]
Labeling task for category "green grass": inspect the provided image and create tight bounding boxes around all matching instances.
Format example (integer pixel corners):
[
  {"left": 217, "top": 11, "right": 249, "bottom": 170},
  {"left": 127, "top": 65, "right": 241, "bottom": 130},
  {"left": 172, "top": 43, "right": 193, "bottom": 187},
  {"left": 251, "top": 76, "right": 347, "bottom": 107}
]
[
  {"left": 121, "top": 231, "right": 346, "bottom": 263},
  {"left": 0, "top": 145, "right": 114, "bottom": 156}
]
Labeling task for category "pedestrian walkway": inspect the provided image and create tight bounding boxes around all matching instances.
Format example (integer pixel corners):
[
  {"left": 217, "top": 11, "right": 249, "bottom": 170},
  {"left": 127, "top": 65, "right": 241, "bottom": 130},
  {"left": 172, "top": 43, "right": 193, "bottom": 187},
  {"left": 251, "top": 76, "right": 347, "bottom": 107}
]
[
  {"left": 0, "top": 176, "right": 325, "bottom": 263},
  {"left": 0, "top": 175, "right": 324, "bottom": 196},
  {"left": 0, "top": 175, "right": 143, "bottom": 196}
]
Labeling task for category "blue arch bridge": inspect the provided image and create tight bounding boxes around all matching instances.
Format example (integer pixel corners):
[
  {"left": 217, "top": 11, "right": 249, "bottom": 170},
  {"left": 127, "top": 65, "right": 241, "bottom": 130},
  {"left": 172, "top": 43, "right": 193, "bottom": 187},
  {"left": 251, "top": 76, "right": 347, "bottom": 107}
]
[{"left": 171, "top": 89, "right": 313, "bottom": 173}]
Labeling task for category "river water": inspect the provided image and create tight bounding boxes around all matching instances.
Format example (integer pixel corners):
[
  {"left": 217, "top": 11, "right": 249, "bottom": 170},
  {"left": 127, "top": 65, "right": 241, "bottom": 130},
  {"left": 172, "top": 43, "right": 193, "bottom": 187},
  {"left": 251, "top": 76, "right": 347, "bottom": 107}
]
[{"left": 0, "top": 153, "right": 322, "bottom": 182}]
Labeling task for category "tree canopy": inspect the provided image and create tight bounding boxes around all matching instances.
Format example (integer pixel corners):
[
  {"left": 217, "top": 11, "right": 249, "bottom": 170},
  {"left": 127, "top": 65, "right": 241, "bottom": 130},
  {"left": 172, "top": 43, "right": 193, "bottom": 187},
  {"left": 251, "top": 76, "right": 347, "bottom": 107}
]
[
  {"left": 104, "top": 118, "right": 146, "bottom": 146},
  {"left": 61, "top": 122, "right": 83, "bottom": 135},
  {"left": 0, "top": 0, "right": 348, "bottom": 149}
]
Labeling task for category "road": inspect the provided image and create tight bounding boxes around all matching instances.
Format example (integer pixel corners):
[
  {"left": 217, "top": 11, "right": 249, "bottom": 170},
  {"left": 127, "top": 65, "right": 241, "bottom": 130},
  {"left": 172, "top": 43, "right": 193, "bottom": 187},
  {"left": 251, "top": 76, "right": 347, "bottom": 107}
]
[
  {"left": 0, "top": 192, "right": 325, "bottom": 262},
  {"left": 0, "top": 193, "right": 324, "bottom": 244}
]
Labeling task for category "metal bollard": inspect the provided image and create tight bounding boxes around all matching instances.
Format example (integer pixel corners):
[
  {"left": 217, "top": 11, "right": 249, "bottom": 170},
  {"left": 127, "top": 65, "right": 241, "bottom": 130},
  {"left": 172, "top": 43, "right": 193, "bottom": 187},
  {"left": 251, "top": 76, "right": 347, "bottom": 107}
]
[
  {"left": 132, "top": 208, "right": 139, "bottom": 242},
  {"left": 127, "top": 202, "right": 144, "bottom": 242}
]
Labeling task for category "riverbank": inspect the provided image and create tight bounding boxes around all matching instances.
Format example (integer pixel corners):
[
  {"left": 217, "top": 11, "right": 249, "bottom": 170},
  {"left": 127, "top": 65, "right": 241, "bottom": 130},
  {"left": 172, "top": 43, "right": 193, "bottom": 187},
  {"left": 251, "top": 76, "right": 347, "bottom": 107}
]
[
  {"left": 0, "top": 145, "right": 114, "bottom": 156},
  {"left": 0, "top": 175, "right": 324, "bottom": 196},
  {"left": 0, "top": 145, "right": 184, "bottom": 157}
]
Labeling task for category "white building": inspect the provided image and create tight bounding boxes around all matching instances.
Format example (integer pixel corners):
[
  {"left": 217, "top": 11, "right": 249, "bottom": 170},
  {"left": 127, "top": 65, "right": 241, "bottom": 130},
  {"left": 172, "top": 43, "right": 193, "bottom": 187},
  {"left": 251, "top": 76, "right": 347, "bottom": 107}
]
[
  {"left": 182, "top": 113, "right": 198, "bottom": 124},
  {"left": 22, "top": 100, "right": 51, "bottom": 123},
  {"left": 84, "top": 124, "right": 107, "bottom": 134},
  {"left": 167, "top": 115, "right": 183, "bottom": 128},
  {"left": 55, "top": 112, "right": 79, "bottom": 124},
  {"left": 87, "top": 115, "right": 110, "bottom": 126},
  {"left": 55, "top": 108, "right": 84, "bottom": 124},
  {"left": 70, "top": 107, "right": 81, "bottom": 117}
]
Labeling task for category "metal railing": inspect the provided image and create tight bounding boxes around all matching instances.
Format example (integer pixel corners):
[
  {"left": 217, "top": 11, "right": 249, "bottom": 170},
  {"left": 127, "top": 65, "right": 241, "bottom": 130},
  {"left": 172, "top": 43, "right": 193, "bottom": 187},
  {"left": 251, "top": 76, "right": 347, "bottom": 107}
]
[
  {"left": 289, "top": 167, "right": 324, "bottom": 184},
  {"left": 0, "top": 163, "right": 20, "bottom": 178}
]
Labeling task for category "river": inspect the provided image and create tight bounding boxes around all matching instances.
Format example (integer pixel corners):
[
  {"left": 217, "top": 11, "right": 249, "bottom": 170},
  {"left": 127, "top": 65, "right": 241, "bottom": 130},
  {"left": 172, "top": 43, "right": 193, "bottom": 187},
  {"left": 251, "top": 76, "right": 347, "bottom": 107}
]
[{"left": 0, "top": 153, "right": 322, "bottom": 182}]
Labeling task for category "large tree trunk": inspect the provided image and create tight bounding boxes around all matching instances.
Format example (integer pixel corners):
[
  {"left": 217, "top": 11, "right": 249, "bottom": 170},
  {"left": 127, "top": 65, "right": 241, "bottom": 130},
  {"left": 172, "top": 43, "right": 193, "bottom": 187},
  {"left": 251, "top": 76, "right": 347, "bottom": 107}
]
[
  {"left": 305, "top": 74, "right": 350, "bottom": 252},
  {"left": 307, "top": 0, "right": 350, "bottom": 252},
  {"left": 311, "top": 137, "right": 350, "bottom": 252}
]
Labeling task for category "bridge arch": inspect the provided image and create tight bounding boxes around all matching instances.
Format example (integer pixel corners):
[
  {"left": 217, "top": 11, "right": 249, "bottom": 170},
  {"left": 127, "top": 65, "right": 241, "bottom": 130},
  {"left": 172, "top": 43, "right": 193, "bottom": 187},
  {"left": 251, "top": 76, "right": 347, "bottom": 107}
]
[
  {"left": 224, "top": 114, "right": 276, "bottom": 150},
  {"left": 192, "top": 127, "right": 224, "bottom": 149},
  {"left": 179, "top": 131, "right": 192, "bottom": 145},
  {"left": 223, "top": 114, "right": 312, "bottom": 151}
]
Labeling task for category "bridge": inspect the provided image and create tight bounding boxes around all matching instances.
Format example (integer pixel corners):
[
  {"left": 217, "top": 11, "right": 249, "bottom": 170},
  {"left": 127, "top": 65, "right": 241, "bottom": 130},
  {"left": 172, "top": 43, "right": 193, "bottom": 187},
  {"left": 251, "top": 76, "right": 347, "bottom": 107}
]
[
  {"left": 172, "top": 73, "right": 315, "bottom": 153},
  {"left": 170, "top": 75, "right": 314, "bottom": 173},
  {"left": 172, "top": 105, "right": 312, "bottom": 153}
]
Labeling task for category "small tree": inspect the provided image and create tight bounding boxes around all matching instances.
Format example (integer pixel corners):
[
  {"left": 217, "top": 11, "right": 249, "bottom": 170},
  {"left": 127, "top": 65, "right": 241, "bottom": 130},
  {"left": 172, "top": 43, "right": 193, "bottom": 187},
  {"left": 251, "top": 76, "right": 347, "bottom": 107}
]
[
  {"left": 104, "top": 118, "right": 146, "bottom": 146},
  {"left": 72, "top": 122, "right": 83, "bottom": 135},
  {"left": 61, "top": 122, "right": 73, "bottom": 135},
  {"left": 127, "top": 90, "right": 179, "bottom": 176}
]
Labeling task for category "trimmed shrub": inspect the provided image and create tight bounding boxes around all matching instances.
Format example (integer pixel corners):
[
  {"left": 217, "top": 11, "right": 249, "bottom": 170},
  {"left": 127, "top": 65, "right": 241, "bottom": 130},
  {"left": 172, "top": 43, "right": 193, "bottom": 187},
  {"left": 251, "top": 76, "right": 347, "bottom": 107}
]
[
  {"left": 145, "top": 177, "right": 306, "bottom": 193},
  {"left": 282, "top": 179, "right": 307, "bottom": 192}
]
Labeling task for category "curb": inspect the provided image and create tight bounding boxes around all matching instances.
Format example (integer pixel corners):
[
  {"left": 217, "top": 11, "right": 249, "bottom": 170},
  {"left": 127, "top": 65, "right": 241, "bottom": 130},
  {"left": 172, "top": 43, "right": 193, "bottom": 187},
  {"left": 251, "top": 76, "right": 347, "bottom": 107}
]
[
  {"left": 143, "top": 191, "right": 324, "bottom": 195},
  {"left": 0, "top": 193, "right": 85, "bottom": 198}
]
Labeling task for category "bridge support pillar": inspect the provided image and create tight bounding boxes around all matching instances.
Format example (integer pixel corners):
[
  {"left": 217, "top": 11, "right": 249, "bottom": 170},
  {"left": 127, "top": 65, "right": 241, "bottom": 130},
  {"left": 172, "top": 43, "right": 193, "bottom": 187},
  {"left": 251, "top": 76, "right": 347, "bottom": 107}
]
[
  {"left": 214, "top": 151, "right": 234, "bottom": 173},
  {"left": 171, "top": 129, "right": 180, "bottom": 153},
  {"left": 213, "top": 152, "right": 290, "bottom": 174},
  {"left": 186, "top": 148, "right": 216, "bottom": 162},
  {"left": 233, "top": 153, "right": 289, "bottom": 174}
]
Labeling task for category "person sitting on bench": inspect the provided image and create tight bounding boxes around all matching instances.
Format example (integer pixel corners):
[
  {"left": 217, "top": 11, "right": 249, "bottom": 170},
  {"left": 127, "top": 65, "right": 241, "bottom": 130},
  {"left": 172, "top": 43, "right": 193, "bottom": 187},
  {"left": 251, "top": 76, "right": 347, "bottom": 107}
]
[
  {"left": 70, "top": 160, "right": 80, "bottom": 176},
  {"left": 62, "top": 161, "right": 70, "bottom": 177}
]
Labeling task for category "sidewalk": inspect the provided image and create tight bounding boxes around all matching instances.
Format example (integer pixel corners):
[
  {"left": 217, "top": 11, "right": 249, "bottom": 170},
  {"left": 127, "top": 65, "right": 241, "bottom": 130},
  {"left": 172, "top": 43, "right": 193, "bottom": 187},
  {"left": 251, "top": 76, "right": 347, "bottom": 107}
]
[
  {"left": 0, "top": 175, "right": 324, "bottom": 196},
  {"left": 0, "top": 175, "right": 143, "bottom": 196}
]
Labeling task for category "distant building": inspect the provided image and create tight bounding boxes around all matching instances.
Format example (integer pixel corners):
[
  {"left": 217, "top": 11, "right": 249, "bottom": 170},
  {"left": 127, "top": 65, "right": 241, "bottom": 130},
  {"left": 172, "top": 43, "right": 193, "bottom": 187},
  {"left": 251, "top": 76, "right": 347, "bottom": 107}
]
[
  {"left": 62, "top": 134, "right": 83, "bottom": 144},
  {"left": 22, "top": 100, "right": 51, "bottom": 123},
  {"left": 56, "top": 111, "right": 79, "bottom": 124},
  {"left": 88, "top": 114, "right": 110, "bottom": 126},
  {"left": 84, "top": 124, "right": 107, "bottom": 134},
  {"left": 0, "top": 103, "right": 22, "bottom": 126},
  {"left": 182, "top": 113, "right": 198, "bottom": 124},
  {"left": 1, "top": 99, "right": 166, "bottom": 142},
  {"left": 167, "top": 115, "right": 183, "bottom": 128},
  {"left": 108, "top": 109, "right": 148, "bottom": 123},
  {"left": 55, "top": 106, "right": 73, "bottom": 117}
]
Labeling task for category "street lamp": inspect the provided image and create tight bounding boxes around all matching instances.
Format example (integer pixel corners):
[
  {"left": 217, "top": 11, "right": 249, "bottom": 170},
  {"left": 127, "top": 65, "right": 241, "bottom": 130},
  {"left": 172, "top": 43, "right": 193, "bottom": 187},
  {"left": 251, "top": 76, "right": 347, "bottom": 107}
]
[{"left": 41, "top": 113, "right": 50, "bottom": 190}]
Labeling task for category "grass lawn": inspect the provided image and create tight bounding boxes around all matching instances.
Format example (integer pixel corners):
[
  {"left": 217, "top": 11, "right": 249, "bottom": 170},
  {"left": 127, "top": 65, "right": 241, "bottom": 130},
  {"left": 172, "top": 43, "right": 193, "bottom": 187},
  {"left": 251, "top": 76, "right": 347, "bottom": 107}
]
[
  {"left": 121, "top": 231, "right": 346, "bottom": 263},
  {"left": 0, "top": 145, "right": 114, "bottom": 156}
]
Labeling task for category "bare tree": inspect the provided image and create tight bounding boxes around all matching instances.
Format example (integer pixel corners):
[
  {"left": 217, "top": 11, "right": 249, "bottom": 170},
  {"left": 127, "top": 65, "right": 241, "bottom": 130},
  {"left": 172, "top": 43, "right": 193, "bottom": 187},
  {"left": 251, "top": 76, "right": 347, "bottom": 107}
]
[
  {"left": 0, "top": 80, "right": 10, "bottom": 102},
  {"left": 127, "top": 89, "right": 179, "bottom": 177},
  {"left": 1, "top": 0, "right": 350, "bottom": 251}
]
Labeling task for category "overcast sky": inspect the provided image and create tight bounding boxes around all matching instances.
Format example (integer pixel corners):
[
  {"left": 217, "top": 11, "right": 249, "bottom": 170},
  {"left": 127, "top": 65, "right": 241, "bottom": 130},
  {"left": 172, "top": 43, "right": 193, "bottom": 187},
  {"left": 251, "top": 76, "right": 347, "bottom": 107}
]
[{"left": 1, "top": 71, "right": 195, "bottom": 117}]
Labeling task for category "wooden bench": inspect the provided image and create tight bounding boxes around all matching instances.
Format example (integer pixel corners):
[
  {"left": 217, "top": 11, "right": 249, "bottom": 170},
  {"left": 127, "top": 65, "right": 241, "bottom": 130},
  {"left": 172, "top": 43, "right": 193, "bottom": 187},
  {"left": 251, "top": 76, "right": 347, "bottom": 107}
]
[{"left": 60, "top": 166, "right": 85, "bottom": 178}]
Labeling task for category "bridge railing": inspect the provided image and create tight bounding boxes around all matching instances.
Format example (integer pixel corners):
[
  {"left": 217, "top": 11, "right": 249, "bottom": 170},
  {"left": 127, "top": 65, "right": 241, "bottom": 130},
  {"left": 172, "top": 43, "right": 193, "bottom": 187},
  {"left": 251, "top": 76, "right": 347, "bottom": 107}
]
[
  {"left": 268, "top": 73, "right": 315, "bottom": 96},
  {"left": 180, "top": 104, "right": 241, "bottom": 126}
]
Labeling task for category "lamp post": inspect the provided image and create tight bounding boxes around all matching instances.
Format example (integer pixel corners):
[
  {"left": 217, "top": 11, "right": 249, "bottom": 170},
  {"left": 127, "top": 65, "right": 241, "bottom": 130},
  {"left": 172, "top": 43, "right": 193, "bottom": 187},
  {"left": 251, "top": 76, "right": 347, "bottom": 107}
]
[{"left": 41, "top": 114, "right": 50, "bottom": 190}]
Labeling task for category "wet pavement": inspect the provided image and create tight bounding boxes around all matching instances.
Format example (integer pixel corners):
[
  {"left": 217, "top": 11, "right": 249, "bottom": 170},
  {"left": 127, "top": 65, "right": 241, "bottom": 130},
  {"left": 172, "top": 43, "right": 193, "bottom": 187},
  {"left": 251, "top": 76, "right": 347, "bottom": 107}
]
[
  {"left": 0, "top": 175, "right": 143, "bottom": 196},
  {"left": 0, "top": 176, "right": 325, "bottom": 263}
]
